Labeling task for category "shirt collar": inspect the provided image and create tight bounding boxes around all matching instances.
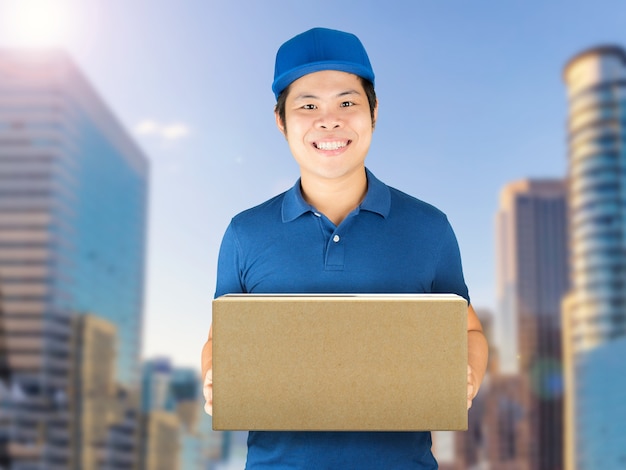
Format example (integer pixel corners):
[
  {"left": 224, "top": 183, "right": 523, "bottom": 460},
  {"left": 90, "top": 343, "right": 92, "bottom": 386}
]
[{"left": 281, "top": 168, "right": 391, "bottom": 223}]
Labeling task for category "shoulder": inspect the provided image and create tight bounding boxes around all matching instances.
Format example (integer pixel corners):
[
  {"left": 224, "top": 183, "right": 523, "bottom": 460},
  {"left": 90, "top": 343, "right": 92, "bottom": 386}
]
[
  {"left": 365, "top": 169, "right": 452, "bottom": 234},
  {"left": 387, "top": 185, "right": 449, "bottom": 225},
  {"left": 228, "top": 191, "right": 287, "bottom": 233}
]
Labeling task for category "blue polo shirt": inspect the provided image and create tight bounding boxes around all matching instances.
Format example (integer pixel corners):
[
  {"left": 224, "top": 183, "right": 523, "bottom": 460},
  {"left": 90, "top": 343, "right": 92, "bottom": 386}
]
[{"left": 215, "top": 168, "right": 469, "bottom": 469}]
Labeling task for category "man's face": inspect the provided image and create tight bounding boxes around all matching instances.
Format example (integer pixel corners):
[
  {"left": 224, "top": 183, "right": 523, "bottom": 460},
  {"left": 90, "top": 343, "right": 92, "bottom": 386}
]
[{"left": 276, "top": 70, "right": 377, "bottom": 184}]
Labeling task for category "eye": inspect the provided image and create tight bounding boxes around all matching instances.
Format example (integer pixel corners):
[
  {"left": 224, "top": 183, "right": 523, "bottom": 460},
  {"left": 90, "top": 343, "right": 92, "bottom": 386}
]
[
  {"left": 302, "top": 104, "right": 317, "bottom": 110},
  {"left": 340, "top": 101, "right": 354, "bottom": 108}
]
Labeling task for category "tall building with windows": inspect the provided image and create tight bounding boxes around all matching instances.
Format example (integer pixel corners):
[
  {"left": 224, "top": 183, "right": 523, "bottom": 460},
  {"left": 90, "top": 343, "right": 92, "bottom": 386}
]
[
  {"left": 562, "top": 45, "right": 626, "bottom": 470},
  {"left": 70, "top": 314, "right": 139, "bottom": 470},
  {"left": 496, "top": 180, "right": 569, "bottom": 375},
  {"left": 495, "top": 180, "right": 569, "bottom": 470},
  {"left": 0, "top": 287, "right": 10, "bottom": 469},
  {"left": 0, "top": 49, "right": 148, "bottom": 468},
  {"left": 140, "top": 358, "right": 224, "bottom": 469}
]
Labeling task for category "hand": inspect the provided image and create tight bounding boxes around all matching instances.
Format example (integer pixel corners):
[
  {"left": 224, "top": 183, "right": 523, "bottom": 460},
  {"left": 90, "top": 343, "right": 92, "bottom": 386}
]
[
  {"left": 467, "top": 364, "right": 477, "bottom": 410},
  {"left": 203, "top": 369, "right": 213, "bottom": 415}
]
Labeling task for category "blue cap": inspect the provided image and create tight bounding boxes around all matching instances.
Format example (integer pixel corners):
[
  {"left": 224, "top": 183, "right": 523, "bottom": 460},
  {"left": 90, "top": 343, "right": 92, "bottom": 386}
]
[{"left": 272, "top": 27, "right": 375, "bottom": 100}]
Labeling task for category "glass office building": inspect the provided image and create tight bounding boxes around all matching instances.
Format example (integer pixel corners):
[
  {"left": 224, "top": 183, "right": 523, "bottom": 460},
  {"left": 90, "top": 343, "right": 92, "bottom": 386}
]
[
  {"left": 0, "top": 49, "right": 148, "bottom": 468},
  {"left": 496, "top": 180, "right": 569, "bottom": 470},
  {"left": 496, "top": 180, "right": 569, "bottom": 375},
  {"left": 562, "top": 46, "right": 626, "bottom": 469}
]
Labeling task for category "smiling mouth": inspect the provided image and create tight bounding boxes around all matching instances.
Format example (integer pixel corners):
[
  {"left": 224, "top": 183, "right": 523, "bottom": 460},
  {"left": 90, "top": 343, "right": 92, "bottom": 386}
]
[{"left": 314, "top": 140, "right": 350, "bottom": 151}]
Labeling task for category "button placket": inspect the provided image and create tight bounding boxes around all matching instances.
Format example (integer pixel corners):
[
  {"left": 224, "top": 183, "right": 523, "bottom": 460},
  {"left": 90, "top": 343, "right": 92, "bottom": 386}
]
[
  {"left": 312, "top": 210, "right": 346, "bottom": 270},
  {"left": 326, "top": 230, "right": 344, "bottom": 270}
]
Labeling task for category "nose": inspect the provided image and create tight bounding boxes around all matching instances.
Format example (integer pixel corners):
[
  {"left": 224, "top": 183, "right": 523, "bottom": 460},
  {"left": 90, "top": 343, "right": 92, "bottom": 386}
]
[{"left": 316, "top": 109, "right": 342, "bottom": 129}]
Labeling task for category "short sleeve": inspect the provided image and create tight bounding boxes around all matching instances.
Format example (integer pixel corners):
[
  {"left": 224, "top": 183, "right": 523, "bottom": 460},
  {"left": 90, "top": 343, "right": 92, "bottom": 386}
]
[
  {"left": 214, "top": 221, "right": 245, "bottom": 298},
  {"left": 431, "top": 219, "right": 470, "bottom": 304}
]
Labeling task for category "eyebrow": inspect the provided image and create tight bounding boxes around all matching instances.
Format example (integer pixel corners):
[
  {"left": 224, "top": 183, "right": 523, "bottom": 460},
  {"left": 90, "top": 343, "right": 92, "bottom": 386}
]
[{"left": 293, "top": 89, "right": 362, "bottom": 101}]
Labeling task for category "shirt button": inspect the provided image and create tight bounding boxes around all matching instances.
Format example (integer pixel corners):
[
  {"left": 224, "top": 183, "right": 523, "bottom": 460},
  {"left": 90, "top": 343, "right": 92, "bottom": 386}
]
[{"left": 333, "top": 235, "right": 340, "bottom": 243}]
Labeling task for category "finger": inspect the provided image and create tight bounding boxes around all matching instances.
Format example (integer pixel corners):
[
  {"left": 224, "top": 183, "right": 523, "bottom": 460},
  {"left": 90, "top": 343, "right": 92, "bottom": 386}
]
[
  {"left": 203, "top": 383, "right": 213, "bottom": 415},
  {"left": 467, "top": 364, "right": 476, "bottom": 398},
  {"left": 203, "top": 377, "right": 212, "bottom": 397},
  {"left": 203, "top": 370, "right": 213, "bottom": 415},
  {"left": 467, "top": 379, "right": 474, "bottom": 409},
  {"left": 203, "top": 371, "right": 212, "bottom": 397}
]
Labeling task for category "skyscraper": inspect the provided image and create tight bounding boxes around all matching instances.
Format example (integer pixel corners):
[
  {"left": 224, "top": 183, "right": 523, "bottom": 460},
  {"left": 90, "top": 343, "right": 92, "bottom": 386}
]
[
  {"left": 140, "top": 358, "right": 224, "bottom": 469},
  {"left": 495, "top": 180, "right": 569, "bottom": 469},
  {"left": 0, "top": 286, "right": 10, "bottom": 469},
  {"left": 140, "top": 410, "right": 180, "bottom": 470},
  {"left": 497, "top": 180, "right": 569, "bottom": 375},
  {"left": 70, "top": 314, "right": 139, "bottom": 470},
  {"left": 562, "top": 45, "right": 626, "bottom": 470},
  {"left": 0, "top": 49, "right": 148, "bottom": 467}
]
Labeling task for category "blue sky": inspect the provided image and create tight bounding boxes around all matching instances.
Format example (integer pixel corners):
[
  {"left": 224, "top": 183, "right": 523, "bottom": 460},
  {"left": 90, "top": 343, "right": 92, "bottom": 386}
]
[{"left": 1, "top": 0, "right": 626, "bottom": 368}]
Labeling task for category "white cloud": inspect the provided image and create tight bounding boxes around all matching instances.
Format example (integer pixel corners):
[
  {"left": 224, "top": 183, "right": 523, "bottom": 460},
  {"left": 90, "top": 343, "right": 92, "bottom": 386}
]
[
  {"left": 161, "top": 123, "right": 190, "bottom": 140},
  {"left": 135, "top": 119, "right": 160, "bottom": 135},
  {"left": 134, "top": 119, "right": 191, "bottom": 141}
]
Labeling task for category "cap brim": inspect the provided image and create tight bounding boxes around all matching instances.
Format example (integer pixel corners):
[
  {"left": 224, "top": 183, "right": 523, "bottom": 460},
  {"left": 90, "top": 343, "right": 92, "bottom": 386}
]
[{"left": 272, "top": 61, "right": 375, "bottom": 99}]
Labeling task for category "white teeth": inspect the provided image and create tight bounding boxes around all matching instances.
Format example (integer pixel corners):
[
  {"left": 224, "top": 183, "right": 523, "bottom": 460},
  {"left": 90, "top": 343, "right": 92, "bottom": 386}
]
[{"left": 315, "top": 141, "right": 348, "bottom": 150}]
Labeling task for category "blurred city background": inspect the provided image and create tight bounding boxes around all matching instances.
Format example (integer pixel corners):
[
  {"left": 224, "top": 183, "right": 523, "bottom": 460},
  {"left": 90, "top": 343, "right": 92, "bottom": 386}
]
[{"left": 0, "top": 0, "right": 625, "bottom": 468}]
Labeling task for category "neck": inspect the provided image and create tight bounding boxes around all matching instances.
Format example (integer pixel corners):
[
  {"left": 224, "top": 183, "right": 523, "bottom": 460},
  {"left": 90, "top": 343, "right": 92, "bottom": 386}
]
[{"left": 300, "top": 168, "right": 368, "bottom": 226}]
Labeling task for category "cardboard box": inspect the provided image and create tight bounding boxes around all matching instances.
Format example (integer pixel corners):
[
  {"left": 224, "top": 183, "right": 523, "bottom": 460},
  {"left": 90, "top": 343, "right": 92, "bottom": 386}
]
[{"left": 212, "top": 294, "right": 468, "bottom": 431}]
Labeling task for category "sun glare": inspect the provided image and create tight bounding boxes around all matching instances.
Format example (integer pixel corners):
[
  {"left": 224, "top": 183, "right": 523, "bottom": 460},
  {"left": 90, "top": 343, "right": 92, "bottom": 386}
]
[{"left": 1, "top": 0, "right": 74, "bottom": 48}]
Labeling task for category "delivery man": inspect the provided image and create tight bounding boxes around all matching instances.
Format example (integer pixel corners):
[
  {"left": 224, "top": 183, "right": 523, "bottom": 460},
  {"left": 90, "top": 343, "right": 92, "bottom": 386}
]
[{"left": 202, "top": 27, "right": 488, "bottom": 469}]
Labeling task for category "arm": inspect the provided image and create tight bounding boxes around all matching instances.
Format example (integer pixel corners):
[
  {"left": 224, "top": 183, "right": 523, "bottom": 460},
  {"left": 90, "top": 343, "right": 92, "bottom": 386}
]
[
  {"left": 202, "top": 222, "right": 244, "bottom": 415},
  {"left": 431, "top": 220, "right": 488, "bottom": 408},
  {"left": 202, "top": 325, "right": 213, "bottom": 415},
  {"left": 466, "top": 304, "right": 488, "bottom": 409}
]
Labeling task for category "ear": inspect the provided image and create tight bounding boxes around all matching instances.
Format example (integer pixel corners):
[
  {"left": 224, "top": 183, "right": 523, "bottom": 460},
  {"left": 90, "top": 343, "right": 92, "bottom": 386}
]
[
  {"left": 372, "top": 99, "right": 379, "bottom": 130},
  {"left": 275, "top": 110, "right": 287, "bottom": 138}
]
